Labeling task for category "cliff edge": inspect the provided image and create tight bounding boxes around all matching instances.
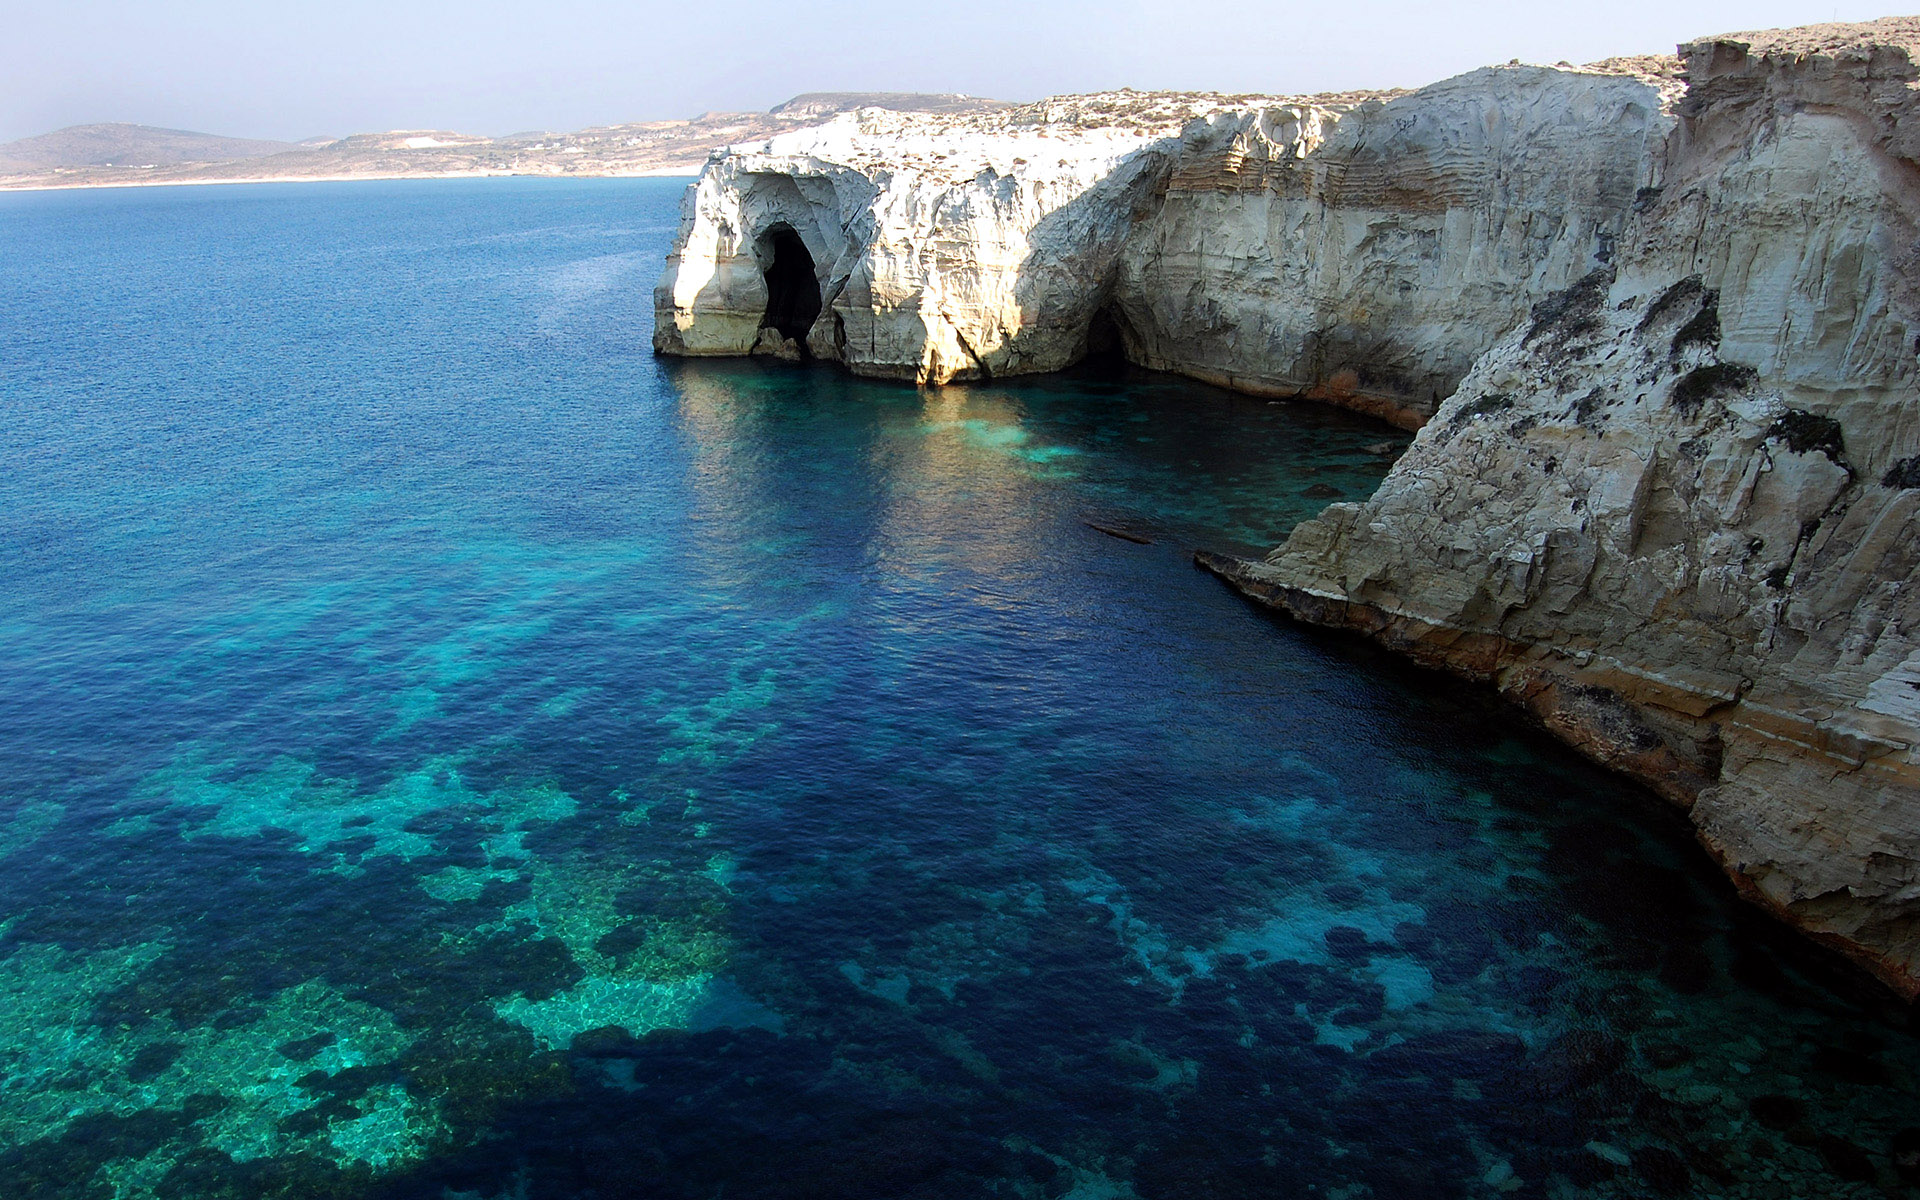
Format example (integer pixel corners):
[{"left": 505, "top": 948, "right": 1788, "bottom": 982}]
[{"left": 653, "top": 18, "right": 1920, "bottom": 997}]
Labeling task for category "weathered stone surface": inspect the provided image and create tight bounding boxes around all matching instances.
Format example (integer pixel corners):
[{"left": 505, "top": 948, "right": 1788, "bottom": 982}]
[
  {"left": 1115, "top": 65, "right": 1678, "bottom": 426},
  {"left": 653, "top": 69, "right": 1676, "bottom": 411},
  {"left": 653, "top": 19, "right": 1920, "bottom": 997},
  {"left": 654, "top": 94, "right": 1258, "bottom": 383}
]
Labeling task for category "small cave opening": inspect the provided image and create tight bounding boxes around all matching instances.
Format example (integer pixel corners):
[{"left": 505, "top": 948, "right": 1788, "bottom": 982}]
[
  {"left": 1080, "top": 302, "right": 1136, "bottom": 375},
  {"left": 760, "top": 225, "right": 822, "bottom": 351}
]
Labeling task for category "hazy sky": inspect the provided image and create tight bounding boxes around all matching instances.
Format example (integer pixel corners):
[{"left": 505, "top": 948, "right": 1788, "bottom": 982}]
[{"left": 2, "top": 0, "right": 1897, "bottom": 142}]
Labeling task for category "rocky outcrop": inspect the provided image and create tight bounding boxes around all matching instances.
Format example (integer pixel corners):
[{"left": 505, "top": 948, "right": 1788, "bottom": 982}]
[
  {"left": 1114, "top": 65, "right": 1678, "bottom": 426},
  {"left": 653, "top": 71, "right": 1677, "bottom": 421},
  {"left": 1213, "top": 19, "right": 1920, "bottom": 997},
  {"left": 654, "top": 19, "right": 1920, "bottom": 997},
  {"left": 653, "top": 93, "right": 1278, "bottom": 382}
]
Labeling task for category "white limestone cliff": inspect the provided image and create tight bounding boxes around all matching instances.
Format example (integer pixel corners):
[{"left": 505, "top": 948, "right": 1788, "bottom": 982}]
[
  {"left": 1114, "top": 64, "right": 1678, "bottom": 427},
  {"left": 654, "top": 71, "right": 1678, "bottom": 426},
  {"left": 654, "top": 19, "right": 1920, "bottom": 997},
  {"left": 653, "top": 95, "right": 1238, "bottom": 383}
]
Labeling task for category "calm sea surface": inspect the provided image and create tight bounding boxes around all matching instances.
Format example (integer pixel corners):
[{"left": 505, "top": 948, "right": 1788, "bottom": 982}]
[{"left": 0, "top": 178, "right": 1915, "bottom": 1200}]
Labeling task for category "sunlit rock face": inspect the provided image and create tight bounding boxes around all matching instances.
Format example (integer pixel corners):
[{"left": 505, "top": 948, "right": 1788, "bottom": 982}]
[
  {"left": 1221, "top": 18, "right": 1920, "bottom": 998},
  {"left": 654, "top": 69, "right": 1674, "bottom": 417},
  {"left": 1114, "top": 66, "right": 1676, "bottom": 428},
  {"left": 652, "top": 96, "right": 1223, "bottom": 383}
]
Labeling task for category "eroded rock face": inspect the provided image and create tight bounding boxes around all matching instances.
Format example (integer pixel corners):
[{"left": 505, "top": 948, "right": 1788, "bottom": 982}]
[
  {"left": 653, "top": 97, "right": 1234, "bottom": 383},
  {"left": 653, "top": 19, "right": 1920, "bottom": 997},
  {"left": 1115, "top": 66, "right": 1677, "bottom": 427},
  {"left": 653, "top": 69, "right": 1676, "bottom": 411},
  {"left": 1219, "top": 20, "right": 1920, "bottom": 996}
]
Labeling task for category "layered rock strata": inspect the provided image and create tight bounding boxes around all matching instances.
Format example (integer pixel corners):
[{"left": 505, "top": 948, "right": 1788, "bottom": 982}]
[
  {"left": 1114, "top": 64, "right": 1678, "bottom": 426},
  {"left": 654, "top": 19, "right": 1920, "bottom": 997}
]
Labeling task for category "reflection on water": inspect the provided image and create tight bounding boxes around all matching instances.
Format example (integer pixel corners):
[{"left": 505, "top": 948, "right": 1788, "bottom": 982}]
[{"left": 0, "top": 179, "right": 1915, "bottom": 1200}]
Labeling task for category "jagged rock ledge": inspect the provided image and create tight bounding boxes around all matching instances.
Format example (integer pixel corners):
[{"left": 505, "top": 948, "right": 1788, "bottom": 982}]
[{"left": 655, "top": 18, "right": 1920, "bottom": 998}]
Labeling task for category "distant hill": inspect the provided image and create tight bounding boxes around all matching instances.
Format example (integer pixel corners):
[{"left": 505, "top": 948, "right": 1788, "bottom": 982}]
[
  {"left": 0, "top": 95, "right": 1017, "bottom": 189},
  {"left": 0, "top": 124, "right": 298, "bottom": 170},
  {"left": 770, "top": 93, "right": 1011, "bottom": 120}
]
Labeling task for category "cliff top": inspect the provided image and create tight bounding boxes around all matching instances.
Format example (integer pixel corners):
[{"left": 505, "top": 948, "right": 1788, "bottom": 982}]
[
  {"left": 1690, "top": 13, "right": 1920, "bottom": 60},
  {"left": 736, "top": 57, "right": 1693, "bottom": 183},
  {"left": 772, "top": 93, "right": 1012, "bottom": 118}
]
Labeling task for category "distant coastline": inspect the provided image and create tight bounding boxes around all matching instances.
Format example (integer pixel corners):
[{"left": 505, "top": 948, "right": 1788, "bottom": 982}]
[
  {"left": 0, "top": 94, "right": 1008, "bottom": 194},
  {"left": 0, "top": 167, "right": 701, "bottom": 194}
]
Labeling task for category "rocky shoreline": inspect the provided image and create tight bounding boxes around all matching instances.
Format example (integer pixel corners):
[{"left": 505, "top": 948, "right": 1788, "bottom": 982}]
[{"left": 653, "top": 19, "right": 1920, "bottom": 999}]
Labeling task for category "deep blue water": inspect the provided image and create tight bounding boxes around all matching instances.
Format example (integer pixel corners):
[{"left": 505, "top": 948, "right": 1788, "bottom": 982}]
[{"left": 0, "top": 177, "right": 1916, "bottom": 1200}]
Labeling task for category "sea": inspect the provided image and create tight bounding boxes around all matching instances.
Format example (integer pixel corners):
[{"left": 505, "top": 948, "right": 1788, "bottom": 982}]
[{"left": 0, "top": 177, "right": 1915, "bottom": 1199}]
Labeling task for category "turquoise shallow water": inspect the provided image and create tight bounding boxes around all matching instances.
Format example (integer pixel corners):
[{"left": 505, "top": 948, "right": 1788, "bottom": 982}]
[{"left": 0, "top": 178, "right": 1916, "bottom": 1200}]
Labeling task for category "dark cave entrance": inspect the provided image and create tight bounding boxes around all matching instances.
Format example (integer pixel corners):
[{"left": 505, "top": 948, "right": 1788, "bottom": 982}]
[
  {"left": 760, "top": 225, "right": 822, "bottom": 351},
  {"left": 1080, "top": 302, "right": 1136, "bottom": 375}
]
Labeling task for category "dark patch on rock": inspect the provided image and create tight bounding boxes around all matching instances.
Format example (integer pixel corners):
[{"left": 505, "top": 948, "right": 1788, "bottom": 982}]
[
  {"left": 1670, "top": 362, "right": 1756, "bottom": 414},
  {"left": 1632, "top": 1145, "right": 1691, "bottom": 1195},
  {"left": 1447, "top": 392, "right": 1515, "bottom": 431},
  {"left": 1323, "top": 926, "right": 1374, "bottom": 964},
  {"left": 124, "top": 1039, "right": 184, "bottom": 1083},
  {"left": 1767, "top": 410, "right": 1847, "bottom": 464},
  {"left": 1565, "top": 1147, "right": 1620, "bottom": 1186},
  {"left": 1564, "top": 683, "right": 1667, "bottom": 752},
  {"left": 1669, "top": 302, "right": 1722, "bottom": 357},
  {"left": 1525, "top": 268, "right": 1612, "bottom": 348},
  {"left": 1367, "top": 1029, "right": 1527, "bottom": 1082},
  {"left": 1574, "top": 388, "right": 1608, "bottom": 424},
  {"left": 1814, "top": 1134, "right": 1877, "bottom": 1183},
  {"left": 297, "top": 1061, "right": 402, "bottom": 1103},
  {"left": 1527, "top": 1029, "right": 1626, "bottom": 1096},
  {"left": 1633, "top": 185, "right": 1664, "bottom": 213},
  {"left": 211, "top": 1004, "right": 265, "bottom": 1031},
  {"left": 1391, "top": 920, "right": 1433, "bottom": 954},
  {"left": 1809, "top": 1043, "right": 1891, "bottom": 1087},
  {"left": 569, "top": 1025, "right": 648, "bottom": 1058},
  {"left": 1658, "top": 942, "right": 1714, "bottom": 994},
  {"left": 158, "top": 1144, "right": 367, "bottom": 1200},
  {"left": 592, "top": 921, "right": 649, "bottom": 962},
  {"left": 1638, "top": 277, "right": 1708, "bottom": 333},
  {"left": 1507, "top": 964, "right": 1572, "bottom": 1014},
  {"left": 1134, "top": 1132, "right": 1317, "bottom": 1200},
  {"left": 1748, "top": 1093, "right": 1804, "bottom": 1130},
  {"left": 1882, "top": 454, "right": 1920, "bottom": 488},
  {"left": 1643, "top": 1040, "right": 1695, "bottom": 1069},
  {"left": 0, "top": 1109, "right": 196, "bottom": 1200},
  {"left": 1893, "top": 1126, "right": 1920, "bottom": 1184},
  {"left": 276, "top": 1030, "right": 338, "bottom": 1061},
  {"left": 1324, "top": 882, "right": 1366, "bottom": 906}
]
